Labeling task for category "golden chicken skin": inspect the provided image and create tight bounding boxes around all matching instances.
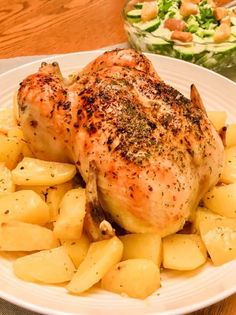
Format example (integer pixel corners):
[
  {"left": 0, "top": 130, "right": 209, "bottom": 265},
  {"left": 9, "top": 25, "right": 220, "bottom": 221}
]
[{"left": 17, "top": 49, "right": 224, "bottom": 237}]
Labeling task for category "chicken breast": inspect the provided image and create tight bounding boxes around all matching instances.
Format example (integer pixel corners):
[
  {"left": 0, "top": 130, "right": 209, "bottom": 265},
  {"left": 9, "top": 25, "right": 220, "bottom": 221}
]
[{"left": 17, "top": 49, "right": 224, "bottom": 237}]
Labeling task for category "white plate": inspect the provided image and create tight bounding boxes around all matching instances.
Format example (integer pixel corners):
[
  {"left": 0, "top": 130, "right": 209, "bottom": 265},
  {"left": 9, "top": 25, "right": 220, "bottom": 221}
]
[{"left": 1, "top": 51, "right": 236, "bottom": 315}]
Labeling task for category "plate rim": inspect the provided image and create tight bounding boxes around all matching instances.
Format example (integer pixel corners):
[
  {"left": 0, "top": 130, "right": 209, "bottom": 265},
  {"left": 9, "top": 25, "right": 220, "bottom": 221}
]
[
  {"left": 1, "top": 280, "right": 236, "bottom": 315},
  {"left": 1, "top": 49, "right": 236, "bottom": 89},
  {"left": 0, "top": 49, "right": 236, "bottom": 315}
]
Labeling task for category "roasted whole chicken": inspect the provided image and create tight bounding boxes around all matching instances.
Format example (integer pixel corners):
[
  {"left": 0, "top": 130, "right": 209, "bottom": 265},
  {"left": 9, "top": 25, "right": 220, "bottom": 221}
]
[{"left": 17, "top": 49, "right": 224, "bottom": 238}]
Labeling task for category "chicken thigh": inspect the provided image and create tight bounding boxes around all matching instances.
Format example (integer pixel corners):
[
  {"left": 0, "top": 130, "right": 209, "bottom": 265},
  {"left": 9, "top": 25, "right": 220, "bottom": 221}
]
[{"left": 17, "top": 49, "right": 224, "bottom": 237}]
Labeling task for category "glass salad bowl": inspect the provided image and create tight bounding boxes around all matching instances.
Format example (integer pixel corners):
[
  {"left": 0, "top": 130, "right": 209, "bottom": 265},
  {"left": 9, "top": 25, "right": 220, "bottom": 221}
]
[{"left": 123, "top": 0, "right": 236, "bottom": 71}]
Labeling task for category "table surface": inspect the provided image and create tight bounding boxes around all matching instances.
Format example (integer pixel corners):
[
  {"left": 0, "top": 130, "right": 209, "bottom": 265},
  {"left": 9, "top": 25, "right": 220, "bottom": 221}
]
[{"left": 1, "top": 1, "right": 236, "bottom": 314}]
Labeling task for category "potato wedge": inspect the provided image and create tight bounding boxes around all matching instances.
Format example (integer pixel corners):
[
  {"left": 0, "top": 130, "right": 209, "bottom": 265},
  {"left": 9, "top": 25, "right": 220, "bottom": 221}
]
[
  {"left": 0, "top": 190, "right": 50, "bottom": 225},
  {"left": 120, "top": 233, "right": 162, "bottom": 266},
  {"left": 200, "top": 216, "right": 236, "bottom": 265},
  {"left": 163, "top": 234, "right": 207, "bottom": 270},
  {"left": 62, "top": 233, "right": 90, "bottom": 268},
  {"left": 54, "top": 188, "right": 86, "bottom": 240},
  {"left": 67, "top": 236, "right": 123, "bottom": 294},
  {"left": 0, "top": 221, "right": 59, "bottom": 251},
  {"left": 207, "top": 111, "right": 227, "bottom": 131},
  {"left": 17, "top": 181, "right": 73, "bottom": 221},
  {"left": 221, "top": 147, "right": 236, "bottom": 183},
  {"left": 0, "top": 163, "right": 15, "bottom": 196},
  {"left": 0, "top": 134, "right": 23, "bottom": 170},
  {"left": 101, "top": 259, "right": 160, "bottom": 299},
  {"left": 12, "top": 157, "right": 76, "bottom": 186},
  {"left": 13, "top": 246, "right": 75, "bottom": 283},
  {"left": 203, "top": 183, "right": 236, "bottom": 218},
  {"left": 192, "top": 207, "right": 223, "bottom": 234}
]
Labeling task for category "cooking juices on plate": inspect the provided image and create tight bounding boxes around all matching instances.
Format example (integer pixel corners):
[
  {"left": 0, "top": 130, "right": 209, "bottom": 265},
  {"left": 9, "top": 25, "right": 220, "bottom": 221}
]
[
  {"left": 0, "top": 49, "right": 235, "bottom": 299},
  {"left": 124, "top": 0, "right": 236, "bottom": 71}
]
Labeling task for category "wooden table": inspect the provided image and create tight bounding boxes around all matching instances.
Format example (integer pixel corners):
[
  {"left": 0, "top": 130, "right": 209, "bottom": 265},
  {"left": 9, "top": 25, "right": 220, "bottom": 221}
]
[
  {"left": 0, "top": 0, "right": 127, "bottom": 58},
  {"left": 0, "top": 1, "right": 236, "bottom": 314}
]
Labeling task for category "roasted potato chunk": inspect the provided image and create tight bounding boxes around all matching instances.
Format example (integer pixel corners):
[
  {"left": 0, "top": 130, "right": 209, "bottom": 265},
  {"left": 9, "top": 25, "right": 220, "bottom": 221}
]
[
  {"left": 0, "top": 190, "right": 50, "bottom": 225},
  {"left": 207, "top": 111, "right": 227, "bottom": 131},
  {"left": 54, "top": 188, "right": 86, "bottom": 240},
  {"left": 163, "top": 234, "right": 207, "bottom": 270},
  {"left": 120, "top": 233, "right": 162, "bottom": 266},
  {"left": 12, "top": 157, "right": 76, "bottom": 186},
  {"left": 0, "top": 163, "right": 15, "bottom": 196},
  {"left": 67, "top": 236, "right": 123, "bottom": 294},
  {"left": 62, "top": 233, "right": 90, "bottom": 268},
  {"left": 13, "top": 246, "right": 75, "bottom": 283},
  {"left": 225, "top": 124, "right": 236, "bottom": 148},
  {"left": 17, "top": 181, "right": 73, "bottom": 221},
  {"left": 0, "top": 134, "right": 23, "bottom": 170},
  {"left": 192, "top": 207, "right": 223, "bottom": 234},
  {"left": 101, "top": 259, "right": 160, "bottom": 299},
  {"left": 0, "top": 221, "right": 59, "bottom": 251},
  {"left": 0, "top": 107, "right": 17, "bottom": 134},
  {"left": 221, "top": 147, "right": 236, "bottom": 183},
  {"left": 200, "top": 216, "right": 236, "bottom": 265},
  {"left": 203, "top": 183, "right": 236, "bottom": 218}
]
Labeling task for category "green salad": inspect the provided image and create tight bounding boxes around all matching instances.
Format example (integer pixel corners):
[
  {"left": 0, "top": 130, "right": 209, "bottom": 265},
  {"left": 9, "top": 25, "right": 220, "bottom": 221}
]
[{"left": 124, "top": 0, "right": 236, "bottom": 71}]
